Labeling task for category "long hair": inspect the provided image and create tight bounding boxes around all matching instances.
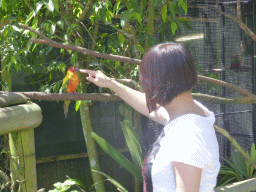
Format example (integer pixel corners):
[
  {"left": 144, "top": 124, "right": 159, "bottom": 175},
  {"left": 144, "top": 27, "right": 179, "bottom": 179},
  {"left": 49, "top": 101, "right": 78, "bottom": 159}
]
[{"left": 140, "top": 42, "right": 197, "bottom": 113}]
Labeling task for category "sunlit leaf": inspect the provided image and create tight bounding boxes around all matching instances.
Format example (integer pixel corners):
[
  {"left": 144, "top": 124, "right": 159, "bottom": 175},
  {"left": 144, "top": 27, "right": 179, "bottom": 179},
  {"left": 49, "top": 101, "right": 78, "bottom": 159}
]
[
  {"left": 52, "top": 0, "right": 59, "bottom": 12},
  {"left": 57, "top": 20, "right": 64, "bottom": 30},
  {"left": 0, "top": 0, "right": 7, "bottom": 11},
  {"left": 75, "top": 100, "right": 82, "bottom": 111},
  {"left": 43, "top": 0, "right": 54, "bottom": 12},
  {"left": 25, "top": 2, "right": 43, "bottom": 24},
  {"left": 50, "top": 23, "right": 56, "bottom": 36},
  {"left": 180, "top": 1, "right": 187, "bottom": 15},
  {"left": 92, "top": 170, "right": 128, "bottom": 192},
  {"left": 161, "top": 4, "right": 168, "bottom": 23},
  {"left": 132, "top": 12, "right": 142, "bottom": 25},
  {"left": 120, "top": 10, "right": 129, "bottom": 28},
  {"left": 170, "top": 21, "right": 177, "bottom": 35}
]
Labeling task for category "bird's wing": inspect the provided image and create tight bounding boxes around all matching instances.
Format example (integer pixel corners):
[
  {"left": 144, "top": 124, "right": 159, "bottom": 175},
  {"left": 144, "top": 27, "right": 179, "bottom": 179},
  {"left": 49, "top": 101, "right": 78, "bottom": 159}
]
[{"left": 60, "top": 76, "right": 70, "bottom": 93}]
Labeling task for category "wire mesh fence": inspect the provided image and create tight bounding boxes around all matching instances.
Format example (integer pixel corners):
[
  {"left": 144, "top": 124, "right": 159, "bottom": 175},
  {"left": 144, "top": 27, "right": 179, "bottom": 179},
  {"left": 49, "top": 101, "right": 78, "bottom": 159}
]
[{"left": 142, "top": 0, "right": 255, "bottom": 164}]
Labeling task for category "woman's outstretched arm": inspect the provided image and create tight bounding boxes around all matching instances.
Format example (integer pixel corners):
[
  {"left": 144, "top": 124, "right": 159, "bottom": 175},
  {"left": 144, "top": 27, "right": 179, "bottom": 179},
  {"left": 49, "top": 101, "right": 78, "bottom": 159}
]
[{"left": 80, "top": 69, "right": 169, "bottom": 125}]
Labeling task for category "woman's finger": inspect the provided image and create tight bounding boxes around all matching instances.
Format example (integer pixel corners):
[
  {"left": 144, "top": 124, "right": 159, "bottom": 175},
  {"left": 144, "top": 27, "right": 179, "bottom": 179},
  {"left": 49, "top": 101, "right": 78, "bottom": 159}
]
[{"left": 79, "top": 69, "right": 96, "bottom": 75}]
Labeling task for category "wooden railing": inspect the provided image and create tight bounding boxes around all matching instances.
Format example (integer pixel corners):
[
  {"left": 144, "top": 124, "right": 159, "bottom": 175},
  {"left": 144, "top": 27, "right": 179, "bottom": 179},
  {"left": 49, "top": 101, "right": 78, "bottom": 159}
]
[
  {"left": 0, "top": 92, "right": 42, "bottom": 191},
  {"left": 215, "top": 178, "right": 256, "bottom": 192}
]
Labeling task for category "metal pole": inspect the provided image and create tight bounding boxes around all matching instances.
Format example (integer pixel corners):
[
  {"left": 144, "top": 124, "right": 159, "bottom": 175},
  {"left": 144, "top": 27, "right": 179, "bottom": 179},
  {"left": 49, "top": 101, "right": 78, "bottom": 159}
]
[
  {"left": 251, "top": 0, "right": 256, "bottom": 145},
  {"left": 220, "top": 3, "right": 231, "bottom": 160}
]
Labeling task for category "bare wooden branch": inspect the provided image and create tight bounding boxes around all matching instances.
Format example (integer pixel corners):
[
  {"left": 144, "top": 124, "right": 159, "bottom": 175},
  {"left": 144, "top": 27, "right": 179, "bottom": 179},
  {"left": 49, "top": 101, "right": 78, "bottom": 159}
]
[
  {"left": 237, "top": 0, "right": 241, "bottom": 21},
  {"left": 0, "top": 92, "right": 122, "bottom": 101},
  {"left": 216, "top": 2, "right": 256, "bottom": 42},
  {"left": 197, "top": 75, "right": 256, "bottom": 98},
  {"left": 1, "top": 92, "right": 255, "bottom": 105},
  {"left": 18, "top": 23, "right": 52, "bottom": 42},
  {"left": 29, "top": 38, "right": 141, "bottom": 65}
]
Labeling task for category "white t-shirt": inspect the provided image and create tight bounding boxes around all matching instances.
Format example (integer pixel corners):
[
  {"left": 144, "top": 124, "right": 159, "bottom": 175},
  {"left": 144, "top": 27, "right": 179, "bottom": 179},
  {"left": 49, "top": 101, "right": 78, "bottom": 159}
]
[{"left": 151, "top": 100, "right": 220, "bottom": 192}]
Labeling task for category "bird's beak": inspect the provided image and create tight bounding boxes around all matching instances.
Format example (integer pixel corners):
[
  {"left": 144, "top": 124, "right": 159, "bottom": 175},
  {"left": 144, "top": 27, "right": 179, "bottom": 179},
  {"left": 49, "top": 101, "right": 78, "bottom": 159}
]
[{"left": 75, "top": 67, "right": 80, "bottom": 73}]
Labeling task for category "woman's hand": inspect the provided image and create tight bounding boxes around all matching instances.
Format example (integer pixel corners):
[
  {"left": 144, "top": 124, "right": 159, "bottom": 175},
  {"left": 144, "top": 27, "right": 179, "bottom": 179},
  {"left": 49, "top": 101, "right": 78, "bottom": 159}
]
[{"left": 79, "top": 69, "right": 112, "bottom": 88}]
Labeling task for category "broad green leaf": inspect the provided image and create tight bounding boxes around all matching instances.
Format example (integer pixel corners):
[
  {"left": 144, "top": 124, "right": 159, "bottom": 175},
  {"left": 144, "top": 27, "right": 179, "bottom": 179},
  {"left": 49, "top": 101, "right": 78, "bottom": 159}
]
[
  {"left": 178, "top": 0, "right": 183, "bottom": 6},
  {"left": 176, "top": 19, "right": 184, "bottom": 35},
  {"left": 91, "top": 132, "right": 143, "bottom": 182},
  {"left": 0, "top": 81, "right": 9, "bottom": 91},
  {"left": 168, "top": 2, "right": 175, "bottom": 20},
  {"left": 92, "top": 170, "right": 128, "bottom": 192},
  {"left": 121, "top": 119, "right": 143, "bottom": 169},
  {"left": 25, "top": 2, "right": 43, "bottom": 24},
  {"left": 11, "top": 55, "right": 17, "bottom": 64},
  {"left": 50, "top": 23, "right": 56, "bottom": 36},
  {"left": 178, "top": 17, "right": 190, "bottom": 23},
  {"left": 52, "top": 0, "right": 59, "bottom": 12},
  {"left": 57, "top": 20, "right": 64, "bottom": 30},
  {"left": 170, "top": 21, "right": 177, "bottom": 35},
  {"left": 113, "top": 0, "right": 121, "bottom": 14},
  {"left": 0, "top": 0, "right": 7, "bottom": 11},
  {"left": 75, "top": 100, "right": 82, "bottom": 111},
  {"left": 11, "top": 25, "right": 21, "bottom": 32},
  {"left": 132, "top": 12, "right": 142, "bottom": 25},
  {"left": 161, "top": 4, "right": 167, "bottom": 23},
  {"left": 53, "top": 81, "right": 61, "bottom": 93},
  {"left": 120, "top": 10, "right": 129, "bottom": 28},
  {"left": 181, "top": 1, "right": 188, "bottom": 15},
  {"left": 43, "top": 0, "right": 54, "bottom": 12}
]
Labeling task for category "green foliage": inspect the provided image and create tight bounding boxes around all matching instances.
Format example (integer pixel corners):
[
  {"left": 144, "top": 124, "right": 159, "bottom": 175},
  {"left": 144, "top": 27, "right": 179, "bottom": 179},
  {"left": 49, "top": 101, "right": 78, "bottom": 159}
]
[
  {"left": 91, "top": 131, "right": 143, "bottom": 182},
  {"left": 92, "top": 170, "right": 128, "bottom": 192},
  {"left": 0, "top": 0, "right": 191, "bottom": 92},
  {"left": 217, "top": 143, "right": 256, "bottom": 187},
  {"left": 49, "top": 178, "right": 86, "bottom": 192},
  {"left": 120, "top": 119, "right": 143, "bottom": 169}
]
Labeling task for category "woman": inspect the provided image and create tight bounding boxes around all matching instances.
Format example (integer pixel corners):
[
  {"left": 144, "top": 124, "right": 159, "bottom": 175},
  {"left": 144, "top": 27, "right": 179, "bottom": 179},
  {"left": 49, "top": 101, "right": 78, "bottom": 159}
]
[{"left": 80, "top": 42, "right": 220, "bottom": 192}]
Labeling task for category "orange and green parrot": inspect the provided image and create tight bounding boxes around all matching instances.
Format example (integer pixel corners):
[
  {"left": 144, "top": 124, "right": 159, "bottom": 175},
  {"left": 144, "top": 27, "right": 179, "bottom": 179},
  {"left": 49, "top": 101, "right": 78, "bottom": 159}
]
[{"left": 60, "top": 66, "right": 80, "bottom": 119}]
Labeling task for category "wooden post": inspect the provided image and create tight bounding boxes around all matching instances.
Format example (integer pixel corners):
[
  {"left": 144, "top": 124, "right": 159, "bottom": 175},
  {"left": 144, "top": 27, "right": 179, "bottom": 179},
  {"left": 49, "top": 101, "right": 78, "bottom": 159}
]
[{"left": 0, "top": 93, "right": 42, "bottom": 192}]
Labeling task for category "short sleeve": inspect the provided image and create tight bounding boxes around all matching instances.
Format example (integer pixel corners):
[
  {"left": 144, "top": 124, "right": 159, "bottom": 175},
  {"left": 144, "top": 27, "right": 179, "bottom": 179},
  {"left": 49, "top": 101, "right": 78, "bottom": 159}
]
[{"left": 162, "top": 115, "right": 214, "bottom": 168}]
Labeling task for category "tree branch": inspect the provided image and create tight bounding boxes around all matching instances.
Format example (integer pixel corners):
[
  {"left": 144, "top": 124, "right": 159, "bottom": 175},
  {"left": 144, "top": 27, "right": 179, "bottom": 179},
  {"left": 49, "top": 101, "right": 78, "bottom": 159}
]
[
  {"left": 17, "top": 23, "right": 256, "bottom": 100},
  {"left": 28, "top": 38, "right": 141, "bottom": 65},
  {"left": 1, "top": 92, "right": 256, "bottom": 105},
  {"left": 237, "top": 0, "right": 241, "bottom": 21},
  {"left": 18, "top": 23, "right": 52, "bottom": 42},
  {"left": 0, "top": 92, "right": 122, "bottom": 101},
  {"left": 216, "top": 1, "right": 256, "bottom": 42},
  {"left": 197, "top": 75, "right": 256, "bottom": 98}
]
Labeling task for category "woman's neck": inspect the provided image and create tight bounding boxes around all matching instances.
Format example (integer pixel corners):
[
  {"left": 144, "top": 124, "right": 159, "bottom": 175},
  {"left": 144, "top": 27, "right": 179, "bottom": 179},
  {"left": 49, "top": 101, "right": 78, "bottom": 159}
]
[{"left": 164, "top": 92, "right": 209, "bottom": 121}]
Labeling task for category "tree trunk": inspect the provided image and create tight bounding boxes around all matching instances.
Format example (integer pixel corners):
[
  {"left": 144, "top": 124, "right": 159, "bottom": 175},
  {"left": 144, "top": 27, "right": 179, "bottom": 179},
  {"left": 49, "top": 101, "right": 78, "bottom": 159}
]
[{"left": 79, "top": 61, "right": 106, "bottom": 192}]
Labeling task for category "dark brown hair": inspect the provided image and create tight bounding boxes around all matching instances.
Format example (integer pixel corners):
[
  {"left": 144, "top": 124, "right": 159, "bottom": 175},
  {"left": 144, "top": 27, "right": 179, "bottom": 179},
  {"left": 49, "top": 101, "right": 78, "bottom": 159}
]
[{"left": 140, "top": 42, "right": 197, "bottom": 113}]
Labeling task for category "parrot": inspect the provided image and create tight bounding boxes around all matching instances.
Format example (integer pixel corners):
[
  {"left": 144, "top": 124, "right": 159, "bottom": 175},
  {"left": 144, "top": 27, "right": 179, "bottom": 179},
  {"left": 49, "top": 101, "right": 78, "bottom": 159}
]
[{"left": 60, "top": 66, "right": 80, "bottom": 119}]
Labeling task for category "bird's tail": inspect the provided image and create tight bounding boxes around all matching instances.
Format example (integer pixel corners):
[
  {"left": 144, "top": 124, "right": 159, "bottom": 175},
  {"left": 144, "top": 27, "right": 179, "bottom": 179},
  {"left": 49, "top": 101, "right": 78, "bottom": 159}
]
[{"left": 63, "top": 100, "right": 71, "bottom": 119}]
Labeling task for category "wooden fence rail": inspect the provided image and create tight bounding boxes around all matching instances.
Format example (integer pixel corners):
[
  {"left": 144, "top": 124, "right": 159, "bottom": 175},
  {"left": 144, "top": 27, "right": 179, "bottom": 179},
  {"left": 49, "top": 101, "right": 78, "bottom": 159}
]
[{"left": 0, "top": 92, "right": 43, "bottom": 191}]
